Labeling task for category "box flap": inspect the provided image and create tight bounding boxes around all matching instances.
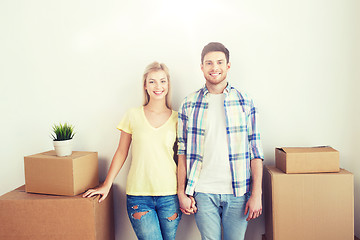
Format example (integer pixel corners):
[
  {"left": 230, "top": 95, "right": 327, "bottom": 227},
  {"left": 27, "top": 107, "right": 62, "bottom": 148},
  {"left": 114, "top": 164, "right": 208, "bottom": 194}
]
[
  {"left": 279, "top": 146, "right": 337, "bottom": 153},
  {"left": 267, "top": 166, "right": 351, "bottom": 176},
  {"left": 25, "top": 150, "right": 98, "bottom": 160}
]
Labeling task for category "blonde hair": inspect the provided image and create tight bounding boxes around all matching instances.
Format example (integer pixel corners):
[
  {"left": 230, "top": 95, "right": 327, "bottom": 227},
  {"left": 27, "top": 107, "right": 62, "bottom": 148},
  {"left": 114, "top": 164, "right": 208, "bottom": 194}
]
[{"left": 143, "top": 61, "right": 172, "bottom": 109}]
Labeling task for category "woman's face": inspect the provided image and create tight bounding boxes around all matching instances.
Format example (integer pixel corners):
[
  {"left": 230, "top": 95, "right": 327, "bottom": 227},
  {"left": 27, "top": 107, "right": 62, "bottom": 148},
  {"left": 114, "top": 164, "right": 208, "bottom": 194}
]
[{"left": 144, "top": 70, "right": 169, "bottom": 101}]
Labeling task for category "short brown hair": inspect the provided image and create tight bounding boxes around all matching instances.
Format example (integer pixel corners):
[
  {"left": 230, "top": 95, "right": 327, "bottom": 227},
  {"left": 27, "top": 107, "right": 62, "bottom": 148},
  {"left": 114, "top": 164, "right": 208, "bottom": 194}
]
[{"left": 201, "top": 42, "right": 230, "bottom": 63}]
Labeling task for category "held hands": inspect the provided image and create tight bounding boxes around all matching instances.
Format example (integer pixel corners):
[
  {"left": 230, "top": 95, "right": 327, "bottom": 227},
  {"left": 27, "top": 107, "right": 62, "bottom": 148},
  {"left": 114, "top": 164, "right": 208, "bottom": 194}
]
[
  {"left": 178, "top": 194, "right": 197, "bottom": 215},
  {"left": 82, "top": 184, "right": 111, "bottom": 203},
  {"left": 244, "top": 193, "right": 262, "bottom": 221}
]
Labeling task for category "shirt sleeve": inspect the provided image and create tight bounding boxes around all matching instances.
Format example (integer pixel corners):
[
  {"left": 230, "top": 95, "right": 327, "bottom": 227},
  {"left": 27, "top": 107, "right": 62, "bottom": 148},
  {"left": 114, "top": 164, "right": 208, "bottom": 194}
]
[
  {"left": 247, "top": 99, "right": 264, "bottom": 160},
  {"left": 177, "top": 99, "right": 188, "bottom": 155},
  {"left": 117, "top": 109, "right": 133, "bottom": 134}
]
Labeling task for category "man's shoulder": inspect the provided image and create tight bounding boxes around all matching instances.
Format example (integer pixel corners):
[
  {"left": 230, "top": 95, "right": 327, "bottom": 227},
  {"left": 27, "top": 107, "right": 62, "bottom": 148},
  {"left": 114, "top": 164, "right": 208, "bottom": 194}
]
[
  {"left": 228, "top": 86, "right": 253, "bottom": 103},
  {"left": 181, "top": 87, "right": 206, "bottom": 104},
  {"left": 178, "top": 88, "right": 207, "bottom": 116}
]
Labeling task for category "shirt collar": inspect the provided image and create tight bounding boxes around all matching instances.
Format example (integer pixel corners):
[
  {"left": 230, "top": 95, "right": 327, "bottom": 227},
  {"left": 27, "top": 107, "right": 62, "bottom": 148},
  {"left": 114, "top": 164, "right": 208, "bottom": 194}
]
[
  {"left": 224, "top": 83, "right": 231, "bottom": 95},
  {"left": 201, "top": 82, "right": 231, "bottom": 96}
]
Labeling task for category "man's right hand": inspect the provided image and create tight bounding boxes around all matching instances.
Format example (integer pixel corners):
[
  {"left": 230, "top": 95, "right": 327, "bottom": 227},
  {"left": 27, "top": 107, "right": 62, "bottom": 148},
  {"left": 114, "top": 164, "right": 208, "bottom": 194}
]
[{"left": 178, "top": 193, "right": 197, "bottom": 215}]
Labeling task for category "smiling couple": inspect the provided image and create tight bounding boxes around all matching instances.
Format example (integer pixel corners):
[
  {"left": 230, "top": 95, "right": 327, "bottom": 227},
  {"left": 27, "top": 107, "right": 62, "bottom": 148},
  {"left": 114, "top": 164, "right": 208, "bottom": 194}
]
[{"left": 83, "top": 42, "right": 264, "bottom": 240}]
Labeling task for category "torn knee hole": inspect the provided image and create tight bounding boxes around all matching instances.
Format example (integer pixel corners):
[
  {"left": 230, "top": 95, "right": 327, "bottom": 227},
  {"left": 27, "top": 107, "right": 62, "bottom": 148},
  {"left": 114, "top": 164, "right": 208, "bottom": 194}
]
[
  {"left": 132, "top": 205, "right": 139, "bottom": 210},
  {"left": 132, "top": 211, "right": 149, "bottom": 220},
  {"left": 167, "top": 213, "right": 178, "bottom": 221}
]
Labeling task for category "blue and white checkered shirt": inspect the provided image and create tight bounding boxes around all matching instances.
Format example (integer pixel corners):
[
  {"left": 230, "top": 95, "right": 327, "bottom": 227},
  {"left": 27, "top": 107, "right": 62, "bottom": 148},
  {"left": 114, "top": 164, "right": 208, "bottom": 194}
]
[{"left": 177, "top": 83, "right": 264, "bottom": 197}]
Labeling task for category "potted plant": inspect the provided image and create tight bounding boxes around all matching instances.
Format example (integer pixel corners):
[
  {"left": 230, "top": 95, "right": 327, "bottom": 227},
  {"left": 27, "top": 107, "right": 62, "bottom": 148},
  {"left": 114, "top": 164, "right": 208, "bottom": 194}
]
[{"left": 51, "top": 122, "right": 75, "bottom": 157}]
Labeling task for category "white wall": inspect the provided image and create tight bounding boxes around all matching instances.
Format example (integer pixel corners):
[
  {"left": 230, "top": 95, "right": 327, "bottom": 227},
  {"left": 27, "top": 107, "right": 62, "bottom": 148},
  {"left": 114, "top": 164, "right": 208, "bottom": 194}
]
[{"left": 1, "top": 0, "right": 359, "bottom": 239}]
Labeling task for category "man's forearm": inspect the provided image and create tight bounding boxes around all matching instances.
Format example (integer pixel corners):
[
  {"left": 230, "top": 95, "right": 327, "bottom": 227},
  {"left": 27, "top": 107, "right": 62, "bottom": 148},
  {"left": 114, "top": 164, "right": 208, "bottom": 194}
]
[{"left": 250, "top": 158, "right": 263, "bottom": 195}]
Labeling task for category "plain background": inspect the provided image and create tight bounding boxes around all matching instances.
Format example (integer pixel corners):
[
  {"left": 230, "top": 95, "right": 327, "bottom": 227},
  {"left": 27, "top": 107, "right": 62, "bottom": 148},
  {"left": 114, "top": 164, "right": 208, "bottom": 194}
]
[{"left": 1, "top": 0, "right": 359, "bottom": 239}]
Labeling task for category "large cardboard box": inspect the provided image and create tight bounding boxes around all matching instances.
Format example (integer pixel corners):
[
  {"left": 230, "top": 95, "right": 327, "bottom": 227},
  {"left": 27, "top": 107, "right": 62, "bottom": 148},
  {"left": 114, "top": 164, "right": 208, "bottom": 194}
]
[
  {"left": 0, "top": 185, "right": 114, "bottom": 240},
  {"left": 275, "top": 146, "right": 339, "bottom": 173},
  {"left": 24, "top": 150, "right": 99, "bottom": 196},
  {"left": 264, "top": 166, "right": 354, "bottom": 240}
]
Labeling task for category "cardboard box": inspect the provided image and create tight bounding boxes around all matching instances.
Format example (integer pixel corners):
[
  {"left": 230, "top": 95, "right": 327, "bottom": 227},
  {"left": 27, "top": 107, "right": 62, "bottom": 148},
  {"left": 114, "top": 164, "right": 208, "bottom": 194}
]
[
  {"left": 24, "top": 150, "right": 99, "bottom": 196},
  {"left": 264, "top": 166, "right": 354, "bottom": 240},
  {"left": 275, "top": 146, "right": 339, "bottom": 173},
  {"left": 0, "top": 185, "right": 114, "bottom": 240}
]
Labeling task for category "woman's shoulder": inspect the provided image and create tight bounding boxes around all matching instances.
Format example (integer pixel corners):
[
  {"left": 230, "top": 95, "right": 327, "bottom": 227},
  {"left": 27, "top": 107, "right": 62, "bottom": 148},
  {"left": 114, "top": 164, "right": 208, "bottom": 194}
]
[
  {"left": 171, "top": 110, "right": 178, "bottom": 121},
  {"left": 165, "top": 110, "right": 178, "bottom": 126},
  {"left": 125, "top": 106, "right": 143, "bottom": 115},
  {"left": 171, "top": 109, "right": 178, "bottom": 116},
  {"left": 119, "top": 107, "right": 143, "bottom": 123}
]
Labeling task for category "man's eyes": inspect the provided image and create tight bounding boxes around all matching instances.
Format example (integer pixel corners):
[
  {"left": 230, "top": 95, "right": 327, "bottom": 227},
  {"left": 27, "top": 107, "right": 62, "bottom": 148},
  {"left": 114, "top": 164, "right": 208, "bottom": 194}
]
[{"left": 205, "top": 61, "right": 223, "bottom": 65}]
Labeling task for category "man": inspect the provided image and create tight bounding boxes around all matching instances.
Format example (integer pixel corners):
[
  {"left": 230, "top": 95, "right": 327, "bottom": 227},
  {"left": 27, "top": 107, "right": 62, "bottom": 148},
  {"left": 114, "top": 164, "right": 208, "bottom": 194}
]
[{"left": 177, "top": 42, "right": 264, "bottom": 240}]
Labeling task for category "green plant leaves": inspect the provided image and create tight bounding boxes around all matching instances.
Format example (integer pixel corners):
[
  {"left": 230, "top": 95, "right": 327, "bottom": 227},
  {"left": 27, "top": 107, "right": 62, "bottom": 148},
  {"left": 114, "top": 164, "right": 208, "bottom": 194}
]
[{"left": 51, "top": 123, "right": 75, "bottom": 141}]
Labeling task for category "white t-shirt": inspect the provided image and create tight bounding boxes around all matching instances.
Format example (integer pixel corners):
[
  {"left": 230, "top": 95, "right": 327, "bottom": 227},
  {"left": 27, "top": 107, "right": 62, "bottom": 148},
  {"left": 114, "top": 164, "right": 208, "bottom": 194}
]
[{"left": 195, "top": 93, "right": 233, "bottom": 194}]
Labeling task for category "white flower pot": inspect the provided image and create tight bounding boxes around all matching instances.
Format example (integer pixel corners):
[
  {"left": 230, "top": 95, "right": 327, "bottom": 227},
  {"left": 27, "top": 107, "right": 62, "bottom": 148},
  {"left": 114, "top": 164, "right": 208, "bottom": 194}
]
[{"left": 53, "top": 139, "right": 73, "bottom": 157}]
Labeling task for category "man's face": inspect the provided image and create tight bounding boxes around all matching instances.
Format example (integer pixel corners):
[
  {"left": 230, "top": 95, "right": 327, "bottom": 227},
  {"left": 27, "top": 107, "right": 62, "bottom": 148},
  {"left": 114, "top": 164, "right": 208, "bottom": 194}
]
[{"left": 201, "top": 51, "right": 230, "bottom": 87}]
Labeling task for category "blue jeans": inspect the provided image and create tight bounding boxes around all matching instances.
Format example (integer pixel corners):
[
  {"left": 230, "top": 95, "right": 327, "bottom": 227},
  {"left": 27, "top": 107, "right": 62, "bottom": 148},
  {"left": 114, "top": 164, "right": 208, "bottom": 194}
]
[
  {"left": 194, "top": 192, "right": 250, "bottom": 240},
  {"left": 126, "top": 195, "right": 182, "bottom": 240}
]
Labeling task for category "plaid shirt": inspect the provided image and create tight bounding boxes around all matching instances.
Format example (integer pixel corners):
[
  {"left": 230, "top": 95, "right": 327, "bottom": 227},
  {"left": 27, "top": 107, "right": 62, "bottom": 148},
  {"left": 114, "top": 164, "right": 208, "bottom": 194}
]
[{"left": 178, "top": 84, "right": 264, "bottom": 197}]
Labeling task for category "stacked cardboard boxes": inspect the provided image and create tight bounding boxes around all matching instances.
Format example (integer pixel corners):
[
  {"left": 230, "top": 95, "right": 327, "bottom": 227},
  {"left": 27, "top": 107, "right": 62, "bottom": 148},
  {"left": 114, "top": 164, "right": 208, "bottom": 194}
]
[
  {"left": 0, "top": 150, "right": 115, "bottom": 240},
  {"left": 265, "top": 147, "right": 354, "bottom": 240}
]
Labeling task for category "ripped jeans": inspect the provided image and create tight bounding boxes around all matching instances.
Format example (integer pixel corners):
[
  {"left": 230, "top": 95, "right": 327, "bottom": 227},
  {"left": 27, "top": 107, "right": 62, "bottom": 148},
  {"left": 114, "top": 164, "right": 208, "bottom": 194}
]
[{"left": 126, "top": 195, "right": 182, "bottom": 240}]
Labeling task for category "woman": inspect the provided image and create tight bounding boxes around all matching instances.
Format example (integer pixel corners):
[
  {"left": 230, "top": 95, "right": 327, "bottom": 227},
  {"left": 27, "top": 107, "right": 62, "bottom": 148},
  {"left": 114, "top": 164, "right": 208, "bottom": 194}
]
[{"left": 83, "top": 62, "right": 181, "bottom": 240}]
